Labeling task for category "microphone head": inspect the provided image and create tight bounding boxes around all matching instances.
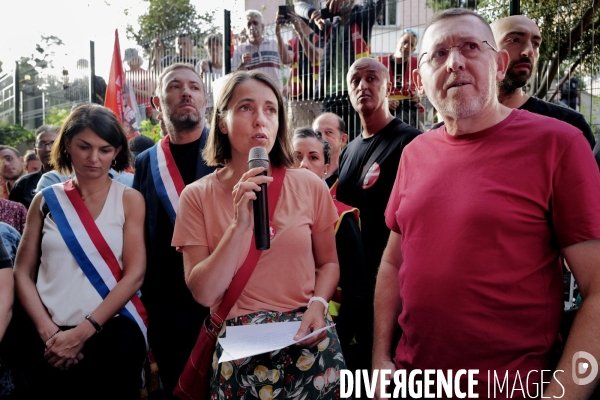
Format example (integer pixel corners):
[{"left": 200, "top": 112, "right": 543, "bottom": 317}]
[{"left": 248, "top": 147, "right": 269, "bottom": 169}]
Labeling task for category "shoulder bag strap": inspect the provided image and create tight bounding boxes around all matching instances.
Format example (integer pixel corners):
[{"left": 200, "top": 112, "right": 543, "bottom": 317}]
[{"left": 210, "top": 167, "right": 287, "bottom": 327}]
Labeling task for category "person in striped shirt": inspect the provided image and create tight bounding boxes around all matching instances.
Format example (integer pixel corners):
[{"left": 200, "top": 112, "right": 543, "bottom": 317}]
[{"left": 232, "top": 9, "right": 284, "bottom": 92}]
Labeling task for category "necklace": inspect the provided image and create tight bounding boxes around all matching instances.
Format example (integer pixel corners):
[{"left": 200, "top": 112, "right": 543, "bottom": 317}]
[{"left": 73, "top": 179, "right": 112, "bottom": 201}]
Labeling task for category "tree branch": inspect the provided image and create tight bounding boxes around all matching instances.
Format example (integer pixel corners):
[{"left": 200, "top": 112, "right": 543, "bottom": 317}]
[{"left": 534, "top": 0, "right": 600, "bottom": 99}]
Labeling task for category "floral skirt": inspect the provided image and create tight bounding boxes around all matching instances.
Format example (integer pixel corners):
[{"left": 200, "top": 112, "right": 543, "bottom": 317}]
[{"left": 210, "top": 309, "right": 346, "bottom": 400}]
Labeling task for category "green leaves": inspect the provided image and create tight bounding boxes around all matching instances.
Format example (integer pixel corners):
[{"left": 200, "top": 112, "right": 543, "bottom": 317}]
[
  {"left": 0, "top": 125, "right": 35, "bottom": 148},
  {"left": 126, "top": 0, "right": 216, "bottom": 47}
]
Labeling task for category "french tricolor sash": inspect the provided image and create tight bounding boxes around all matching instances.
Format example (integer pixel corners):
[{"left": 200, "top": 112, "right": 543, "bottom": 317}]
[
  {"left": 41, "top": 181, "right": 149, "bottom": 350},
  {"left": 149, "top": 135, "right": 186, "bottom": 225}
]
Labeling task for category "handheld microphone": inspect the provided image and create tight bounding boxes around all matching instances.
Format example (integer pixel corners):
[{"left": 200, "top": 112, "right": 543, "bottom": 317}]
[{"left": 248, "top": 147, "right": 270, "bottom": 250}]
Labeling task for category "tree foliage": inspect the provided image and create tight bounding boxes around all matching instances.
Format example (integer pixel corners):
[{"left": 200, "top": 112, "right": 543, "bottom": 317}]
[
  {"left": 126, "top": 0, "right": 216, "bottom": 48},
  {"left": 0, "top": 125, "right": 35, "bottom": 148},
  {"left": 32, "top": 35, "right": 65, "bottom": 70},
  {"left": 426, "top": 0, "right": 478, "bottom": 13},
  {"left": 17, "top": 35, "right": 66, "bottom": 95},
  {"left": 138, "top": 119, "right": 161, "bottom": 143},
  {"left": 44, "top": 108, "right": 70, "bottom": 128}
]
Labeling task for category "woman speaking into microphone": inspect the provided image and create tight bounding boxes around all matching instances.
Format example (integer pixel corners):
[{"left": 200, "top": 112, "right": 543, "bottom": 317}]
[{"left": 172, "top": 70, "right": 346, "bottom": 398}]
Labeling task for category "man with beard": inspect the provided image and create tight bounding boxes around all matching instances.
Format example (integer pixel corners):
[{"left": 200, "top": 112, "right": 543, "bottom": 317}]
[
  {"left": 0, "top": 147, "right": 25, "bottom": 200},
  {"left": 491, "top": 15, "right": 594, "bottom": 149},
  {"left": 133, "top": 63, "right": 215, "bottom": 398},
  {"left": 9, "top": 125, "right": 59, "bottom": 209},
  {"left": 373, "top": 9, "right": 600, "bottom": 399}
]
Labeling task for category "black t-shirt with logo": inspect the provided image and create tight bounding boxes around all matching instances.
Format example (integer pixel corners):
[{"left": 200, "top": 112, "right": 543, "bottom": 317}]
[{"left": 336, "top": 117, "right": 421, "bottom": 286}]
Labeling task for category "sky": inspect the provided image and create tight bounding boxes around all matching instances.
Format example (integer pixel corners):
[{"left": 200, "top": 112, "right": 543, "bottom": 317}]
[{"left": 0, "top": 0, "right": 242, "bottom": 79}]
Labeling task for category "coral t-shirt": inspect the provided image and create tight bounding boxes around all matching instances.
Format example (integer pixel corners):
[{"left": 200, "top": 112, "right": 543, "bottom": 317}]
[
  {"left": 172, "top": 168, "right": 338, "bottom": 319},
  {"left": 385, "top": 109, "right": 600, "bottom": 397}
]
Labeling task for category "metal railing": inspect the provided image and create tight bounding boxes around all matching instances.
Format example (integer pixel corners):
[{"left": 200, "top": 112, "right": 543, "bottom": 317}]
[{"left": 0, "top": 0, "right": 598, "bottom": 140}]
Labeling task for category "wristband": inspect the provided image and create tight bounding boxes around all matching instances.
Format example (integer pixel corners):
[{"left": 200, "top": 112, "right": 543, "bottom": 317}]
[
  {"left": 45, "top": 328, "right": 62, "bottom": 344},
  {"left": 308, "top": 296, "right": 329, "bottom": 315},
  {"left": 85, "top": 315, "right": 103, "bottom": 333}
]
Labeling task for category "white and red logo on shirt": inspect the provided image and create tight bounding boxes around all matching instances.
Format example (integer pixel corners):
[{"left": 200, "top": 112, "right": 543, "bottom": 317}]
[{"left": 362, "top": 162, "right": 381, "bottom": 189}]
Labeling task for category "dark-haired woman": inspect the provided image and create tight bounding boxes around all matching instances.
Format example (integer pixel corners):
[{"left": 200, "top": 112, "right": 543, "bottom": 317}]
[
  {"left": 14, "top": 103, "right": 147, "bottom": 399},
  {"left": 292, "top": 127, "right": 367, "bottom": 372},
  {"left": 172, "top": 71, "right": 346, "bottom": 398}
]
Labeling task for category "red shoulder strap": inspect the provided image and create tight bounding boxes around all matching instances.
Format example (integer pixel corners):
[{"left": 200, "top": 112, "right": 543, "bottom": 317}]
[{"left": 213, "top": 167, "right": 287, "bottom": 321}]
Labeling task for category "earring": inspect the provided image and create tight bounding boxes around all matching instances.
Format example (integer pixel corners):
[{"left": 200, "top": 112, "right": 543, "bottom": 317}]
[{"left": 112, "top": 159, "right": 116, "bottom": 167}]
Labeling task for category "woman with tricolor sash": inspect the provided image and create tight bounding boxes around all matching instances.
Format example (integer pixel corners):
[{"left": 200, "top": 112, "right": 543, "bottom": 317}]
[
  {"left": 172, "top": 71, "right": 346, "bottom": 398},
  {"left": 292, "top": 127, "right": 368, "bottom": 372},
  {"left": 14, "top": 104, "right": 147, "bottom": 399}
]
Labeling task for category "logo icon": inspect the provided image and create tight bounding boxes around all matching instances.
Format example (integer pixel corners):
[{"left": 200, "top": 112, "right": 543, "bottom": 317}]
[
  {"left": 362, "top": 162, "right": 381, "bottom": 189},
  {"left": 572, "top": 351, "right": 599, "bottom": 385}
]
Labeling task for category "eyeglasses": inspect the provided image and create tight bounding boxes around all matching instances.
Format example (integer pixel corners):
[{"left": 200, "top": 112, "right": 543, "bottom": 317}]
[
  {"left": 418, "top": 40, "right": 498, "bottom": 68},
  {"left": 36, "top": 141, "right": 55, "bottom": 150}
]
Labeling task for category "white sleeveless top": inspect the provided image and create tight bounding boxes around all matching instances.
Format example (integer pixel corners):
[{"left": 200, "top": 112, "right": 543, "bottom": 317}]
[{"left": 37, "top": 180, "right": 126, "bottom": 326}]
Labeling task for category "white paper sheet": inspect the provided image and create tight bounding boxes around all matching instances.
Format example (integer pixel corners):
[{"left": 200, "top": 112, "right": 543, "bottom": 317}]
[{"left": 218, "top": 321, "right": 334, "bottom": 363}]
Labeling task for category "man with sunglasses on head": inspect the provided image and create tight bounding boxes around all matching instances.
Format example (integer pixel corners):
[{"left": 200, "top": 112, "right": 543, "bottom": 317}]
[
  {"left": 373, "top": 8, "right": 600, "bottom": 399},
  {"left": 9, "top": 125, "right": 59, "bottom": 209}
]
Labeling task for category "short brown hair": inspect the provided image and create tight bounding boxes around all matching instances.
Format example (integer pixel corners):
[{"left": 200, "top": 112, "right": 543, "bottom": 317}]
[
  {"left": 0, "top": 146, "right": 20, "bottom": 158},
  {"left": 154, "top": 63, "right": 204, "bottom": 99},
  {"left": 24, "top": 151, "right": 39, "bottom": 164},
  {"left": 35, "top": 125, "right": 60, "bottom": 143},
  {"left": 202, "top": 71, "right": 294, "bottom": 168},
  {"left": 50, "top": 104, "right": 131, "bottom": 174}
]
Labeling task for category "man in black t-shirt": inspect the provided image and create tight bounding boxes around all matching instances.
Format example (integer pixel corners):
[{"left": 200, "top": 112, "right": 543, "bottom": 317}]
[
  {"left": 490, "top": 16, "right": 594, "bottom": 149},
  {"left": 337, "top": 58, "right": 420, "bottom": 373},
  {"left": 133, "top": 63, "right": 215, "bottom": 398}
]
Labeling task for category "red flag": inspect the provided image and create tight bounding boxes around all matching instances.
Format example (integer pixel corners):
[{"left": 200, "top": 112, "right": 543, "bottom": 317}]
[{"left": 105, "top": 29, "right": 140, "bottom": 140}]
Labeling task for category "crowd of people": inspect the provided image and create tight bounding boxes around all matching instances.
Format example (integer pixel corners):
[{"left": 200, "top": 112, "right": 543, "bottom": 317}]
[{"left": 0, "top": 3, "right": 598, "bottom": 400}]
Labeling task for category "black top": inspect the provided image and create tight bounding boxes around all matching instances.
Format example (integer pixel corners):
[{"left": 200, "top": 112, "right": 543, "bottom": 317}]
[
  {"left": 521, "top": 96, "right": 594, "bottom": 149},
  {"left": 145, "top": 138, "right": 202, "bottom": 309},
  {"left": 9, "top": 169, "right": 43, "bottom": 209},
  {"left": 325, "top": 169, "right": 339, "bottom": 188},
  {"left": 336, "top": 118, "right": 421, "bottom": 287},
  {"left": 334, "top": 211, "right": 368, "bottom": 347},
  {"left": 561, "top": 77, "right": 579, "bottom": 98}
]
